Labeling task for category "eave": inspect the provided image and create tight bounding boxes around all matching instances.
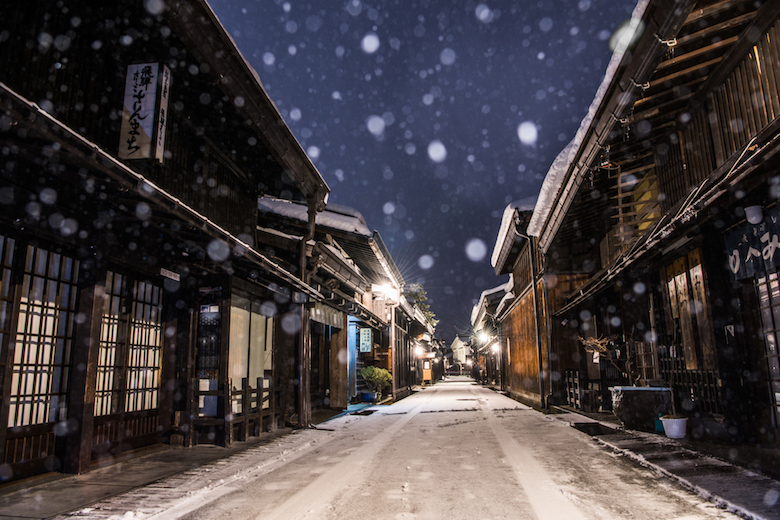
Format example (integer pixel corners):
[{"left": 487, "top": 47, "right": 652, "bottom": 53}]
[
  {"left": 165, "top": 0, "right": 329, "bottom": 206},
  {"left": 0, "top": 82, "right": 323, "bottom": 299}
]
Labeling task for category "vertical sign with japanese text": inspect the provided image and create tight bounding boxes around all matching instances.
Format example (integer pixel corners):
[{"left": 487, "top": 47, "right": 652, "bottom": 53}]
[
  {"left": 359, "top": 327, "right": 372, "bottom": 353},
  {"left": 154, "top": 65, "right": 171, "bottom": 163},
  {"left": 724, "top": 206, "right": 780, "bottom": 280},
  {"left": 119, "top": 63, "right": 158, "bottom": 159}
]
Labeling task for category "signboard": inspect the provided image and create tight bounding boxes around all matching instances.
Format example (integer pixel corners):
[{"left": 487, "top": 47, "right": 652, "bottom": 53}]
[
  {"left": 724, "top": 206, "right": 780, "bottom": 280},
  {"left": 310, "top": 302, "right": 346, "bottom": 329},
  {"left": 155, "top": 65, "right": 171, "bottom": 162},
  {"left": 160, "top": 267, "right": 180, "bottom": 281},
  {"left": 359, "top": 327, "right": 372, "bottom": 353},
  {"left": 422, "top": 361, "right": 432, "bottom": 383},
  {"left": 118, "top": 63, "right": 171, "bottom": 162}
]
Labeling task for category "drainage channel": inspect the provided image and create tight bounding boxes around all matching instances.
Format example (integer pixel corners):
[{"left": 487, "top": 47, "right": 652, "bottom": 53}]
[{"left": 571, "top": 422, "right": 618, "bottom": 436}]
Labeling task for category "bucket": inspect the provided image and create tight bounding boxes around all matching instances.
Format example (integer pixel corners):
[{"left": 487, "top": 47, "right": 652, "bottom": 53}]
[{"left": 661, "top": 417, "right": 687, "bottom": 439}]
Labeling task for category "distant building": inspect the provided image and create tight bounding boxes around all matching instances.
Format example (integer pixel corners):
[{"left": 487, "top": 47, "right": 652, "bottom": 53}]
[{"left": 450, "top": 337, "right": 469, "bottom": 368}]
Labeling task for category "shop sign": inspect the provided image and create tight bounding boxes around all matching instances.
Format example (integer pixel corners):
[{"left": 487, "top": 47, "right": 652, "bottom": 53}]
[
  {"left": 359, "top": 327, "right": 372, "bottom": 353},
  {"left": 310, "top": 302, "right": 345, "bottom": 329},
  {"left": 724, "top": 206, "right": 780, "bottom": 280},
  {"left": 118, "top": 63, "right": 171, "bottom": 162},
  {"left": 160, "top": 267, "right": 180, "bottom": 281}
]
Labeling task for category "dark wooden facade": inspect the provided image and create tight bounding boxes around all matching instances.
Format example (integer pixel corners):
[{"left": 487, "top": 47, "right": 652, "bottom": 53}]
[
  {"left": 0, "top": 0, "right": 329, "bottom": 483},
  {"left": 523, "top": 0, "right": 780, "bottom": 444}
]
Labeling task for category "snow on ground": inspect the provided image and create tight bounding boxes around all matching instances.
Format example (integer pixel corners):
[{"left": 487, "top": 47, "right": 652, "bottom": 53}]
[{"left": 54, "top": 379, "right": 742, "bottom": 520}]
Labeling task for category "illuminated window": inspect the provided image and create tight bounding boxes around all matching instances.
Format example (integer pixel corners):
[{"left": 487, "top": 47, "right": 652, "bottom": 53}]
[
  {"left": 94, "top": 272, "right": 124, "bottom": 416},
  {"left": 125, "top": 280, "right": 163, "bottom": 412},
  {"left": 8, "top": 245, "right": 79, "bottom": 427}
]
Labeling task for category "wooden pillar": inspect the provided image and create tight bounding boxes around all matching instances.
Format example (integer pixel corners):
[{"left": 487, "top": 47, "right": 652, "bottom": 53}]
[
  {"left": 223, "top": 378, "right": 233, "bottom": 448},
  {"left": 274, "top": 313, "right": 297, "bottom": 427},
  {"left": 220, "top": 291, "right": 232, "bottom": 447},
  {"left": 64, "top": 276, "right": 106, "bottom": 474},
  {"left": 157, "top": 311, "right": 177, "bottom": 445},
  {"left": 0, "top": 242, "right": 24, "bottom": 474},
  {"left": 329, "top": 313, "right": 349, "bottom": 410},
  {"left": 240, "top": 377, "right": 250, "bottom": 441},
  {"left": 185, "top": 308, "right": 198, "bottom": 447},
  {"left": 298, "top": 302, "right": 312, "bottom": 427}
]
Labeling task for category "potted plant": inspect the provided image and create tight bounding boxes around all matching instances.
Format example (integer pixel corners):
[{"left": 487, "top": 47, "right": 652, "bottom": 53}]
[
  {"left": 360, "top": 366, "right": 392, "bottom": 402},
  {"left": 660, "top": 370, "right": 687, "bottom": 439}
]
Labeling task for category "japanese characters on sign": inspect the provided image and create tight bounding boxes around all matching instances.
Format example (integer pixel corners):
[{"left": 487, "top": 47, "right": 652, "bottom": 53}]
[
  {"left": 724, "top": 206, "right": 780, "bottom": 280},
  {"left": 359, "top": 327, "right": 372, "bottom": 353},
  {"left": 154, "top": 66, "right": 171, "bottom": 163},
  {"left": 118, "top": 63, "right": 171, "bottom": 162}
]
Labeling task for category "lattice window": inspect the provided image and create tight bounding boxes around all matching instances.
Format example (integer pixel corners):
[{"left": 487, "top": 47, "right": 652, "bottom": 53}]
[
  {"left": 8, "top": 245, "right": 79, "bottom": 427},
  {"left": 95, "top": 271, "right": 126, "bottom": 416},
  {"left": 125, "top": 280, "right": 163, "bottom": 413},
  {"left": 756, "top": 270, "right": 780, "bottom": 427},
  {"left": 660, "top": 248, "right": 717, "bottom": 371},
  {"left": 633, "top": 341, "right": 659, "bottom": 381},
  {"left": 612, "top": 164, "right": 661, "bottom": 244}
]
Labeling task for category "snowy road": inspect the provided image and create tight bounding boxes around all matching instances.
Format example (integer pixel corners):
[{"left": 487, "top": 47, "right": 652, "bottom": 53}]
[{"left": 61, "top": 380, "right": 738, "bottom": 520}]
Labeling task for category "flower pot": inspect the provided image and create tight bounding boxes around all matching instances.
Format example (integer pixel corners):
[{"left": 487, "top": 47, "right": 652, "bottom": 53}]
[
  {"left": 661, "top": 417, "right": 687, "bottom": 439},
  {"left": 361, "top": 391, "right": 377, "bottom": 403}
]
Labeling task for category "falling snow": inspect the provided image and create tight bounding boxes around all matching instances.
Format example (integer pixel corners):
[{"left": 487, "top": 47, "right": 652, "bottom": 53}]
[{"left": 208, "top": 0, "right": 638, "bottom": 340}]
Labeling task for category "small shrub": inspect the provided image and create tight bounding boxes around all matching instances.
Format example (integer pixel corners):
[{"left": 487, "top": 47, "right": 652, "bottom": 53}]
[{"left": 360, "top": 366, "right": 392, "bottom": 393}]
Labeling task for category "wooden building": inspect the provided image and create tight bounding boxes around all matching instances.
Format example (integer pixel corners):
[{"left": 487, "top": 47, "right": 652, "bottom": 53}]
[
  {"left": 255, "top": 197, "right": 427, "bottom": 409},
  {"left": 0, "top": 0, "right": 330, "bottom": 482},
  {"left": 490, "top": 0, "right": 780, "bottom": 444},
  {"left": 487, "top": 205, "right": 550, "bottom": 408}
]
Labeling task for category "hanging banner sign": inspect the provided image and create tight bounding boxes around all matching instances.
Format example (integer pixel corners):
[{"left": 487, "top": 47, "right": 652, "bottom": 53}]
[
  {"left": 118, "top": 63, "right": 171, "bottom": 162},
  {"left": 359, "top": 327, "right": 372, "bottom": 353},
  {"left": 724, "top": 206, "right": 780, "bottom": 280},
  {"left": 154, "top": 65, "right": 171, "bottom": 162}
]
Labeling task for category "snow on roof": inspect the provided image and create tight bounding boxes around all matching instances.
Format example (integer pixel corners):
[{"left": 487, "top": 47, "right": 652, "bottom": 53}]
[
  {"left": 256, "top": 225, "right": 303, "bottom": 242},
  {"left": 258, "top": 196, "right": 371, "bottom": 236},
  {"left": 490, "top": 199, "right": 536, "bottom": 268},
  {"left": 470, "top": 276, "right": 513, "bottom": 325},
  {"left": 526, "top": 0, "right": 650, "bottom": 238},
  {"left": 495, "top": 290, "right": 516, "bottom": 317}
]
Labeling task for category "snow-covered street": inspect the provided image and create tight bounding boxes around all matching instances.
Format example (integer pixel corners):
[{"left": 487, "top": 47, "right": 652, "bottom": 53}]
[{"left": 54, "top": 378, "right": 740, "bottom": 520}]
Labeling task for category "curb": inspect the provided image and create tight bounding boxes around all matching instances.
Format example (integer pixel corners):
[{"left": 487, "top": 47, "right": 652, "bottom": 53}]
[{"left": 595, "top": 435, "right": 767, "bottom": 520}]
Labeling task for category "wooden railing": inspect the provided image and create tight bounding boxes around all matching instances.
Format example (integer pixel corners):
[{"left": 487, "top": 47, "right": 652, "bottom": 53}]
[
  {"left": 189, "top": 376, "right": 276, "bottom": 447},
  {"left": 659, "top": 354, "right": 722, "bottom": 415},
  {"left": 227, "top": 377, "right": 275, "bottom": 444}
]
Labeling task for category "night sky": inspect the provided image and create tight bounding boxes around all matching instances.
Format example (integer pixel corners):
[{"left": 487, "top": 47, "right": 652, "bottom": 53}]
[{"left": 207, "top": 0, "right": 638, "bottom": 342}]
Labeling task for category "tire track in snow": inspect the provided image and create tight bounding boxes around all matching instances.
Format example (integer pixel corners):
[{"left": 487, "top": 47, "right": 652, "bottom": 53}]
[
  {"left": 473, "top": 387, "right": 587, "bottom": 520},
  {"left": 255, "top": 387, "right": 442, "bottom": 520}
]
